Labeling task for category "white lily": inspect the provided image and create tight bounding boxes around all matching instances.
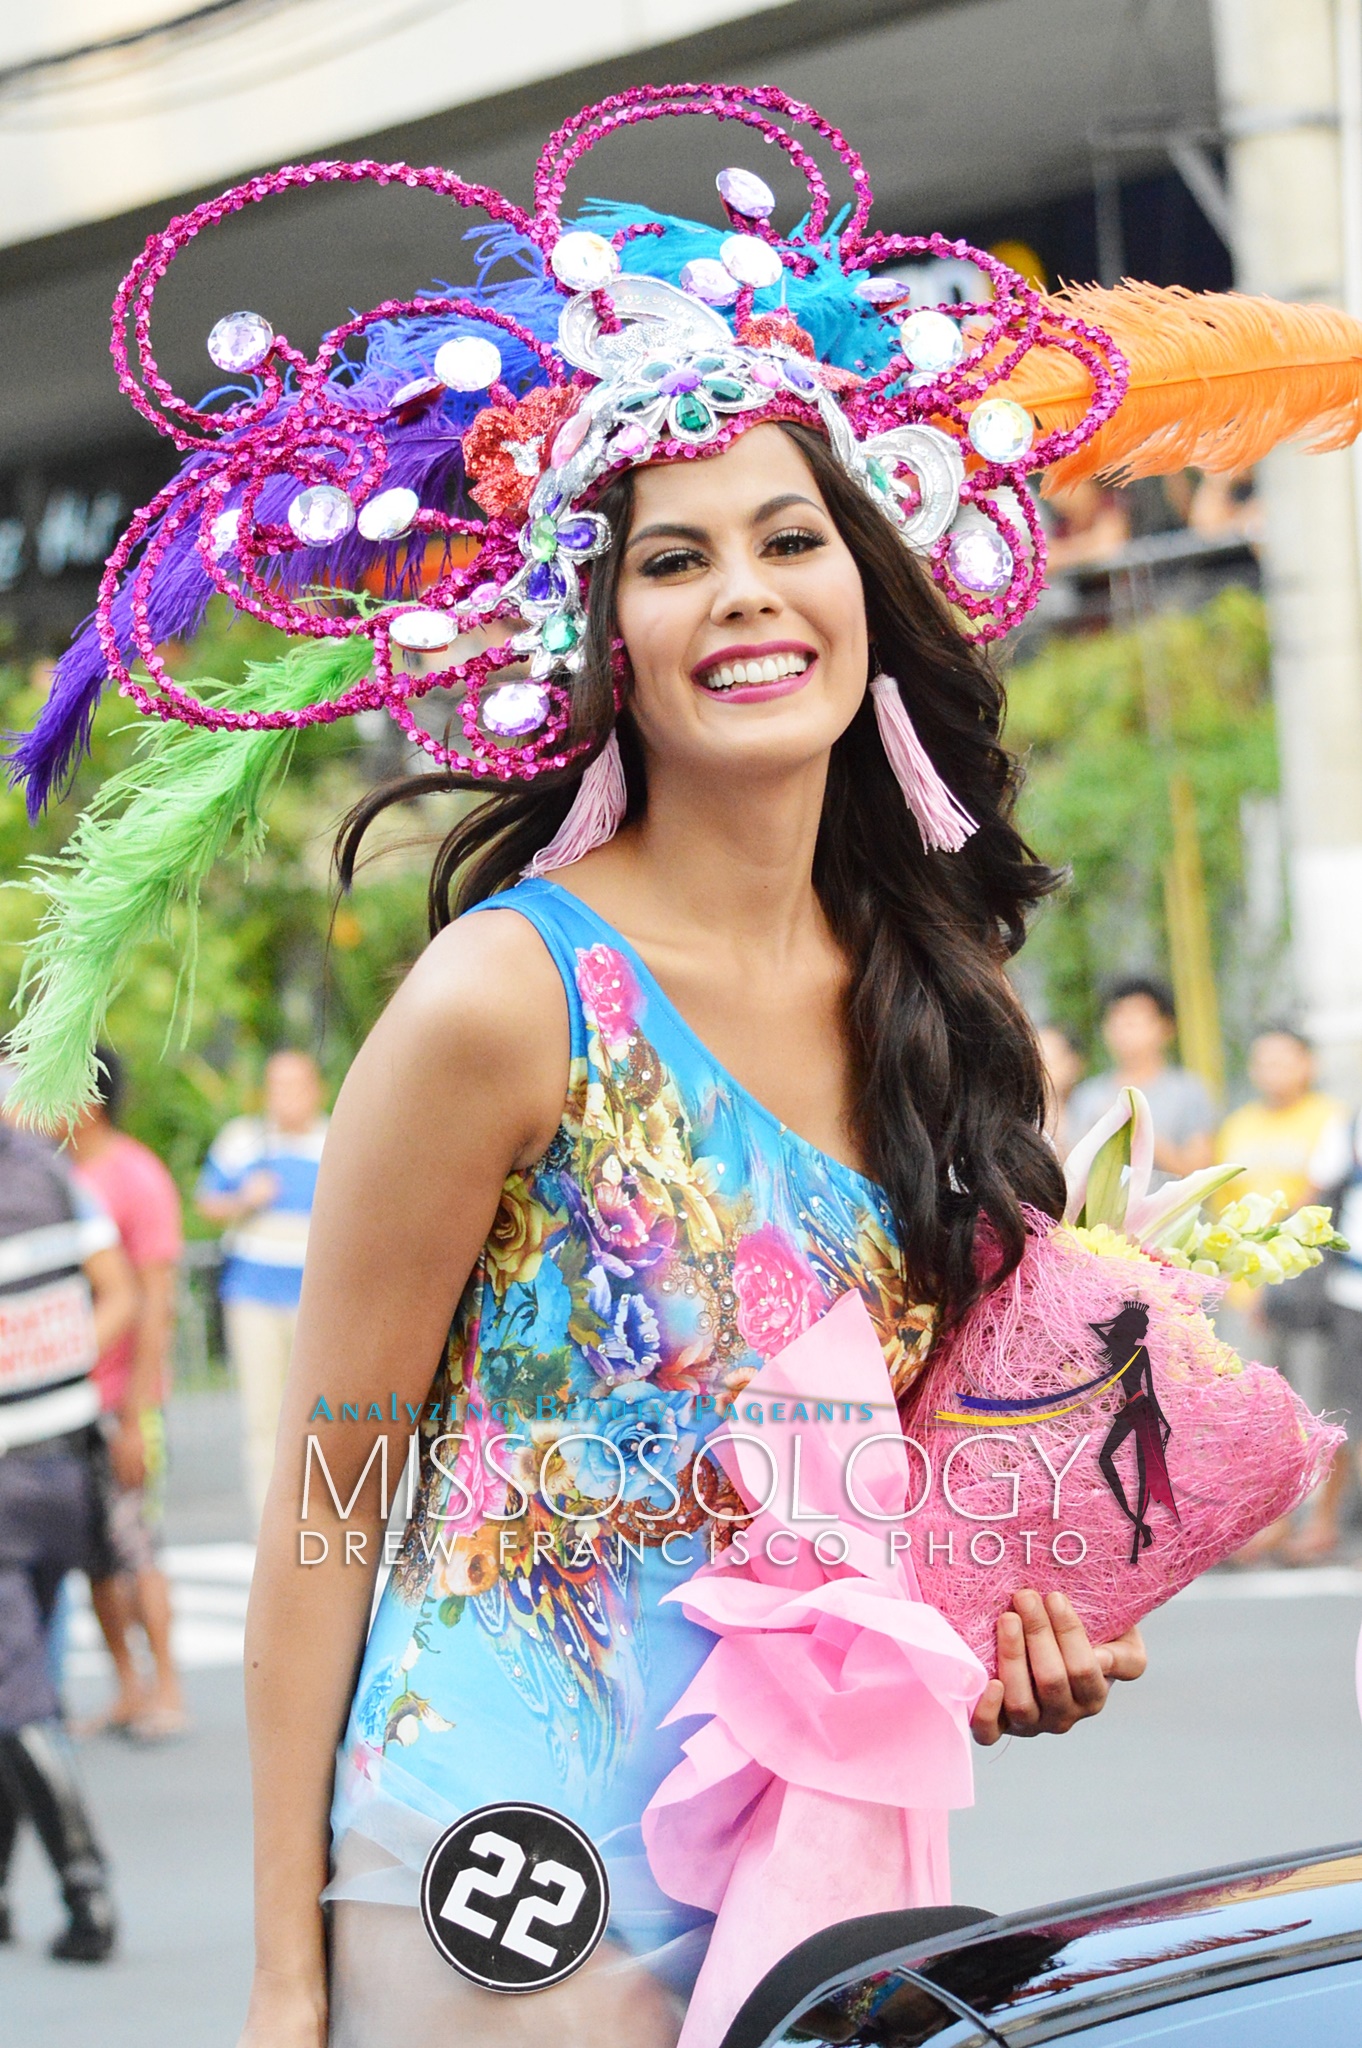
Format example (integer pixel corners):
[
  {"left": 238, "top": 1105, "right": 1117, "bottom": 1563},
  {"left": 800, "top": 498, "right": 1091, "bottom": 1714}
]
[{"left": 1064, "top": 1086, "right": 1242, "bottom": 1244}]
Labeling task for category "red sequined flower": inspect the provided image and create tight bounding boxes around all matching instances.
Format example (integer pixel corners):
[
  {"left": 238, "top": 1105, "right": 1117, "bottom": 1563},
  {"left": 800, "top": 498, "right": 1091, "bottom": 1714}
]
[
  {"left": 737, "top": 311, "right": 816, "bottom": 357},
  {"left": 462, "top": 385, "right": 581, "bottom": 517}
]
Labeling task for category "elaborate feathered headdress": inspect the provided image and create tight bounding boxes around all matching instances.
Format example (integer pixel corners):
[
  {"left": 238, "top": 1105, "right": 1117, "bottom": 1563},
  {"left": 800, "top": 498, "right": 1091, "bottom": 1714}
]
[{"left": 8, "top": 82, "right": 1362, "bottom": 1120}]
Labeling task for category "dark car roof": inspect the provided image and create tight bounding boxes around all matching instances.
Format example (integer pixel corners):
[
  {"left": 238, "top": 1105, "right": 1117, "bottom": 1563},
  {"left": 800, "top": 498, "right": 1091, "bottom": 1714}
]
[{"left": 911, "top": 1842, "right": 1362, "bottom": 2041}]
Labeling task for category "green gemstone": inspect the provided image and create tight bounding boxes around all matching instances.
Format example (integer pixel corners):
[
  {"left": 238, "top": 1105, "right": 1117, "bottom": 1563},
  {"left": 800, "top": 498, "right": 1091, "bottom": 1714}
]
[
  {"left": 642, "top": 360, "right": 671, "bottom": 382},
  {"left": 528, "top": 516, "right": 558, "bottom": 562},
  {"left": 694, "top": 355, "right": 725, "bottom": 373},
  {"left": 619, "top": 389, "right": 654, "bottom": 412},
  {"left": 865, "top": 455, "right": 892, "bottom": 493},
  {"left": 674, "top": 392, "right": 713, "bottom": 436},
  {"left": 541, "top": 612, "right": 579, "bottom": 655},
  {"left": 703, "top": 375, "right": 746, "bottom": 403}
]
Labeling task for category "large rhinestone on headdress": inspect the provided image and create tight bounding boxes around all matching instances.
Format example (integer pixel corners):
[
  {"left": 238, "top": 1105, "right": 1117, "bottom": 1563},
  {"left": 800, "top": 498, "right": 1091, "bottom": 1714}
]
[
  {"left": 357, "top": 488, "right": 420, "bottom": 542},
  {"left": 434, "top": 336, "right": 503, "bottom": 392},
  {"left": 671, "top": 391, "right": 715, "bottom": 439},
  {"left": 551, "top": 231, "right": 621, "bottom": 291},
  {"left": 389, "top": 608, "right": 458, "bottom": 651},
  {"left": 899, "top": 309, "right": 965, "bottom": 375},
  {"left": 482, "top": 681, "right": 549, "bottom": 737},
  {"left": 681, "top": 258, "right": 741, "bottom": 307},
  {"left": 556, "top": 514, "right": 609, "bottom": 558},
  {"left": 287, "top": 485, "right": 355, "bottom": 545},
  {"left": 551, "top": 410, "right": 591, "bottom": 466},
  {"left": 525, "top": 561, "right": 569, "bottom": 606},
  {"left": 207, "top": 310, "right": 274, "bottom": 372},
  {"left": 387, "top": 375, "right": 445, "bottom": 421},
  {"left": 209, "top": 509, "right": 241, "bottom": 559},
  {"left": 967, "top": 398, "right": 1035, "bottom": 464},
  {"left": 719, "top": 234, "right": 783, "bottom": 289},
  {"left": 947, "top": 525, "right": 1014, "bottom": 594},
  {"left": 717, "top": 167, "right": 776, "bottom": 219},
  {"left": 854, "top": 277, "right": 909, "bottom": 308}
]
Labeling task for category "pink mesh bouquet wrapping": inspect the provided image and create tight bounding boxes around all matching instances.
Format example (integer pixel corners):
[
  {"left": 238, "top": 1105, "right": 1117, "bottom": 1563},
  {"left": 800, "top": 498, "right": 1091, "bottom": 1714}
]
[{"left": 904, "top": 1089, "right": 1344, "bottom": 1670}]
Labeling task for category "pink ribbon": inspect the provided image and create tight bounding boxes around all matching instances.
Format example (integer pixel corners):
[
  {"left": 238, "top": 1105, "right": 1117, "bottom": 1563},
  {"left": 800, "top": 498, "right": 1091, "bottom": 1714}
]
[{"left": 642, "top": 1289, "right": 988, "bottom": 2048}]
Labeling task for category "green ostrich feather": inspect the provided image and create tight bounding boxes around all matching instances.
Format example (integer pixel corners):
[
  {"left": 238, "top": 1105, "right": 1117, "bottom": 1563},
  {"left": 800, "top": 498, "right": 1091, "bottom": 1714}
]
[{"left": 7, "top": 636, "right": 372, "bottom": 1127}]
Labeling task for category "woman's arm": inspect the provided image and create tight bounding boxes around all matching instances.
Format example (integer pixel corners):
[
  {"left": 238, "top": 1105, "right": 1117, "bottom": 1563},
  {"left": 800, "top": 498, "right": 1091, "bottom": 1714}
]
[{"left": 239, "top": 911, "right": 569, "bottom": 2048}]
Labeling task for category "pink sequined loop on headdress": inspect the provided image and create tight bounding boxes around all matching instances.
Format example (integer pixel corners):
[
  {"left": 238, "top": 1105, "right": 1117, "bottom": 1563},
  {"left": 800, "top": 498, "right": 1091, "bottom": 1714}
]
[{"left": 82, "top": 83, "right": 1127, "bottom": 780}]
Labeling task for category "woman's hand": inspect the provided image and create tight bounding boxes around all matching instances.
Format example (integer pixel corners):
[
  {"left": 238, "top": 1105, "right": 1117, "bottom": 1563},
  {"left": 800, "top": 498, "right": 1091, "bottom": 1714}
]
[
  {"left": 237, "top": 1966, "right": 327, "bottom": 2048},
  {"left": 969, "top": 1589, "right": 1146, "bottom": 1746}
]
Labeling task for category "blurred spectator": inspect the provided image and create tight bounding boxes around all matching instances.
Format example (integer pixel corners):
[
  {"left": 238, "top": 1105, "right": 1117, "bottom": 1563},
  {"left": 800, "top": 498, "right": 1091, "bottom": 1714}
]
[
  {"left": 1037, "top": 1023, "right": 1085, "bottom": 1159},
  {"left": 197, "top": 1052, "right": 328, "bottom": 1528},
  {"left": 1188, "top": 467, "right": 1262, "bottom": 542},
  {"left": 64, "top": 1048, "right": 188, "bottom": 1741},
  {"left": 1045, "top": 480, "right": 1130, "bottom": 570},
  {"left": 1277, "top": 1107, "right": 1362, "bottom": 1563},
  {"left": 1214, "top": 1030, "right": 1341, "bottom": 1565},
  {"left": 1067, "top": 976, "right": 1216, "bottom": 1179},
  {"left": 0, "top": 1068, "right": 135, "bottom": 1962}
]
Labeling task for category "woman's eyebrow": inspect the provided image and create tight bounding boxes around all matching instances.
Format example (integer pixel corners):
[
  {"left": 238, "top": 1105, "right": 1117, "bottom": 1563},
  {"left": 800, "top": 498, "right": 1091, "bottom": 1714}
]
[
  {"left": 626, "top": 520, "right": 709, "bottom": 549},
  {"left": 626, "top": 493, "right": 822, "bottom": 550}
]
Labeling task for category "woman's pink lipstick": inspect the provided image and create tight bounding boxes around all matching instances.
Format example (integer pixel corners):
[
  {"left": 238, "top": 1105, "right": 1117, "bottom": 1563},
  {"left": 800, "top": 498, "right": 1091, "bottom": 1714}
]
[{"left": 692, "top": 643, "right": 818, "bottom": 704}]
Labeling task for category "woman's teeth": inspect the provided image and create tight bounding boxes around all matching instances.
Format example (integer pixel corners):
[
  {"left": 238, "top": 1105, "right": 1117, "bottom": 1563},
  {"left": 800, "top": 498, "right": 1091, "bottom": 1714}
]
[{"left": 702, "top": 651, "right": 811, "bottom": 691}]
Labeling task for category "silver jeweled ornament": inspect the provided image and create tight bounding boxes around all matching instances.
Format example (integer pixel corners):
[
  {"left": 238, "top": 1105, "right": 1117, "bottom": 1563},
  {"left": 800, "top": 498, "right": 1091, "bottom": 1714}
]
[
  {"left": 207, "top": 311, "right": 274, "bottom": 373},
  {"left": 434, "top": 336, "right": 503, "bottom": 392},
  {"left": 287, "top": 485, "right": 355, "bottom": 545},
  {"left": 389, "top": 608, "right": 458, "bottom": 651},
  {"left": 357, "top": 488, "right": 420, "bottom": 542},
  {"left": 947, "top": 525, "right": 1014, "bottom": 594},
  {"left": 680, "top": 258, "right": 741, "bottom": 307},
  {"left": 716, "top": 167, "right": 776, "bottom": 219},
  {"left": 967, "top": 397, "right": 1035, "bottom": 464},
  {"left": 482, "top": 681, "right": 550, "bottom": 737},
  {"left": 899, "top": 309, "right": 965, "bottom": 375},
  {"left": 719, "top": 234, "right": 783, "bottom": 289},
  {"left": 550, "top": 231, "right": 620, "bottom": 291}
]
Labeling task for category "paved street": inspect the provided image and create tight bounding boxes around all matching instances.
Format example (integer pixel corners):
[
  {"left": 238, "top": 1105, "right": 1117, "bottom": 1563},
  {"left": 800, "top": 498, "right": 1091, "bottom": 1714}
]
[{"left": 7, "top": 1390, "right": 1362, "bottom": 2044}]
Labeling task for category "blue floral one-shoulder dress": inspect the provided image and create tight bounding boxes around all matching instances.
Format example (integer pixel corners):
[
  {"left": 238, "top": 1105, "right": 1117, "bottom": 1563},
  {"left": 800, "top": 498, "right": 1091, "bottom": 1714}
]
[{"left": 325, "top": 879, "right": 932, "bottom": 2046}]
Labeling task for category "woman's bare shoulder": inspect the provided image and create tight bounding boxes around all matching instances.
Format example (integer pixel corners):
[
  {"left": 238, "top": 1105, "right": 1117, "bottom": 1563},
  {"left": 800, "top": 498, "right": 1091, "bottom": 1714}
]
[{"left": 350, "top": 906, "right": 570, "bottom": 1168}]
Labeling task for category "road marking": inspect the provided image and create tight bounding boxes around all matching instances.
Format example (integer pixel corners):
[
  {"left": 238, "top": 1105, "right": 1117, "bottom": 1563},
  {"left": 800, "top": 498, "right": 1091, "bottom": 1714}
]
[{"left": 63, "top": 1542, "right": 255, "bottom": 1674}]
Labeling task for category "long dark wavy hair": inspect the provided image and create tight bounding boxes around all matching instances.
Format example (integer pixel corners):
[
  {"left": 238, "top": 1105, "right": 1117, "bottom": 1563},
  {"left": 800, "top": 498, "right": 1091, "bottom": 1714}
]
[{"left": 337, "top": 422, "right": 1065, "bottom": 1325}]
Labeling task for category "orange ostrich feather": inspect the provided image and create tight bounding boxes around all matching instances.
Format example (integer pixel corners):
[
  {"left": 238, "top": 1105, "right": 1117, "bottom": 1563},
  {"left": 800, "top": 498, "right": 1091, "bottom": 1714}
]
[{"left": 1002, "top": 282, "right": 1362, "bottom": 491}]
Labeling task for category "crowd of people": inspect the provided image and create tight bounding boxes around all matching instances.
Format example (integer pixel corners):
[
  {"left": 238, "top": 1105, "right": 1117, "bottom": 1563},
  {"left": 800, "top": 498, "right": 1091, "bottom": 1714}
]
[
  {"left": 0, "top": 987, "right": 1359, "bottom": 1965},
  {"left": 1041, "top": 976, "right": 1362, "bottom": 1565},
  {"left": 0, "top": 1046, "right": 326, "bottom": 1963}
]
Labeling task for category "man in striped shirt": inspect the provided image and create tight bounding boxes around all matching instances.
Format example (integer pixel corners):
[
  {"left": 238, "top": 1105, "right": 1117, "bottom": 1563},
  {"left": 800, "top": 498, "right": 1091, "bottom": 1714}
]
[{"left": 0, "top": 1093, "right": 136, "bottom": 1962}]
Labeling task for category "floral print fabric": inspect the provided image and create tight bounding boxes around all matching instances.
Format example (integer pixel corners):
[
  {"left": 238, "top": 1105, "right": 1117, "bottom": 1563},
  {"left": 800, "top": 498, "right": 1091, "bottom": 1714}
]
[{"left": 332, "top": 878, "right": 932, "bottom": 1938}]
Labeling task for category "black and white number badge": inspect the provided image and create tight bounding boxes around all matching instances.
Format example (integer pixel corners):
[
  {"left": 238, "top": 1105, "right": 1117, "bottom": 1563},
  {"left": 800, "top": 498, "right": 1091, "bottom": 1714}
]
[{"left": 419, "top": 1802, "right": 610, "bottom": 1992}]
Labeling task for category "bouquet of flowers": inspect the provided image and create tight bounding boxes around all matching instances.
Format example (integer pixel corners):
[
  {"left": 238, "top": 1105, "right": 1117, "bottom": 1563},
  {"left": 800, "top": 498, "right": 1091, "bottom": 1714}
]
[{"left": 906, "top": 1088, "right": 1346, "bottom": 1668}]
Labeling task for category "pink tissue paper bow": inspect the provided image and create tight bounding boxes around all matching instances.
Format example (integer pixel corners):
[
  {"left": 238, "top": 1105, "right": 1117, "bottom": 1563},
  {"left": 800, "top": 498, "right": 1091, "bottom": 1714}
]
[{"left": 642, "top": 1288, "right": 988, "bottom": 2048}]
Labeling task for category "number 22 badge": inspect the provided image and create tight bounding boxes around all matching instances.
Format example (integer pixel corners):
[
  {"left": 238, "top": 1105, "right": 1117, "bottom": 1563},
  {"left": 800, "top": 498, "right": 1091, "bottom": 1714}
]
[{"left": 419, "top": 1802, "right": 610, "bottom": 1992}]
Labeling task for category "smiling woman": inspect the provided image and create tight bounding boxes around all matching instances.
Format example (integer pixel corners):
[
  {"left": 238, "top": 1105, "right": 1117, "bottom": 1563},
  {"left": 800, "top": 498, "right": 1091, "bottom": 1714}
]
[{"left": 5, "top": 83, "right": 1200, "bottom": 2048}]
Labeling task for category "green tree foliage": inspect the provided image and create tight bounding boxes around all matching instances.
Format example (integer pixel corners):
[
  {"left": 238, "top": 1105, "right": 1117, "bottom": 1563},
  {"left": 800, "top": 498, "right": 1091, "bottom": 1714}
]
[
  {"left": 1004, "top": 587, "right": 1279, "bottom": 1059},
  {"left": 1, "top": 605, "right": 435, "bottom": 1205}
]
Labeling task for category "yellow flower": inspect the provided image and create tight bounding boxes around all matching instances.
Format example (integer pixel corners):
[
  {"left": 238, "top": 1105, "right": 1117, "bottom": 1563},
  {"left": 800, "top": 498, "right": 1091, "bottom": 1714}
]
[
  {"left": 1219, "top": 1191, "right": 1287, "bottom": 1236},
  {"left": 485, "top": 1180, "right": 549, "bottom": 1294},
  {"left": 1059, "top": 1223, "right": 1142, "bottom": 1259},
  {"left": 1281, "top": 1205, "right": 1342, "bottom": 1248}
]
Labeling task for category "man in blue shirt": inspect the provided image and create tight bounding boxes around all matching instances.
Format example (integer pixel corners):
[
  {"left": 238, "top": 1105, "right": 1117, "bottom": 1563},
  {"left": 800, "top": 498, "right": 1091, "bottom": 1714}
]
[{"left": 197, "top": 1051, "right": 328, "bottom": 1528}]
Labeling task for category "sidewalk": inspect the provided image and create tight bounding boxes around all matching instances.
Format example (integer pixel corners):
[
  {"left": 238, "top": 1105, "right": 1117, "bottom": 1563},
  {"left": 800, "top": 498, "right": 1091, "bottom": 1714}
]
[{"left": 7, "top": 1390, "right": 257, "bottom": 2047}]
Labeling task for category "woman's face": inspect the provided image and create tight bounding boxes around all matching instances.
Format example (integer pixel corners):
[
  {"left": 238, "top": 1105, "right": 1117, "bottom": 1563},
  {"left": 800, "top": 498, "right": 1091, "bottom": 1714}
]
[{"left": 612, "top": 424, "right": 869, "bottom": 782}]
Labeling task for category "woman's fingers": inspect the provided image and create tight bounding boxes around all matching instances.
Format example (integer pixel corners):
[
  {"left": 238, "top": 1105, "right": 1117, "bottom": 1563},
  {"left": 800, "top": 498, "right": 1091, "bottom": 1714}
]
[
  {"left": 973, "top": 1599, "right": 1143, "bottom": 1744},
  {"left": 1095, "top": 1623, "right": 1147, "bottom": 1683},
  {"left": 1044, "top": 1591, "right": 1110, "bottom": 1718},
  {"left": 997, "top": 1603, "right": 1042, "bottom": 1734},
  {"left": 970, "top": 1676, "right": 1006, "bottom": 1747}
]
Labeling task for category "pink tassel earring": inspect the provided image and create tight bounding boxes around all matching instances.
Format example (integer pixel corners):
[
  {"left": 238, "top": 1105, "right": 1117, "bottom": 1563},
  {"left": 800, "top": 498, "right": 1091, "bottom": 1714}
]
[
  {"left": 870, "top": 673, "right": 977, "bottom": 854},
  {"left": 525, "top": 728, "right": 627, "bottom": 877}
]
